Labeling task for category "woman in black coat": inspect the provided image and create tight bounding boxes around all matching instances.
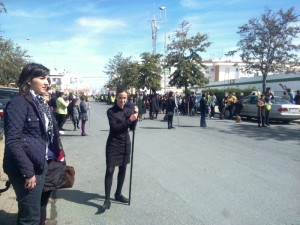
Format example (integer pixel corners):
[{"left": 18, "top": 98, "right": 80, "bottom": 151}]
[
  {"left": 102, "top": 85, "right": 138, "bottom": 211},
  {"left": 3, "top": 63, "right": 52, "bottom": 225}
]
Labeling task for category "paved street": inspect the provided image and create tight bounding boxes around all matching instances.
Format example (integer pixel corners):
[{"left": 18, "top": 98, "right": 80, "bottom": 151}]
[{"left": 1, "top": 101, "right": 300, "bottom": 225}]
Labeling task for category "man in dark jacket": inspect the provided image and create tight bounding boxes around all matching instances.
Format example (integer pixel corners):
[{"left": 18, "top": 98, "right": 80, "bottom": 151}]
[{"left": 200, "top": 93, "right": 207, "bottom": 127}]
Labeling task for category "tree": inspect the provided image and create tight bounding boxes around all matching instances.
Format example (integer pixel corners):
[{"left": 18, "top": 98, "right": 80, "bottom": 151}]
[
  {"left": 104, "top": 52, "right": 137, "bottom": 90},
  {"left": 138, "top": 52, "right": 162, "bottom": 93},
  {"left": 166, "top": 21, "right": 211, "bottom": 95},
  {"left": 236, "top": 7, "right": 300, "bottom": 93},
  {"left": 0, "top": 38, "right": 29, "bottom": 86}
]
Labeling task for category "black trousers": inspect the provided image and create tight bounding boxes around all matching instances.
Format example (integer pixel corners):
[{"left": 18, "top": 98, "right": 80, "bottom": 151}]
[{"left": 56, "top": 114, "right": 67, "bottom": 130}]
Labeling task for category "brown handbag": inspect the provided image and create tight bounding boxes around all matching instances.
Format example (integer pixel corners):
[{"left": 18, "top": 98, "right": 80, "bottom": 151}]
[{"left": 60, "top": 165, "right": 75, "bottom": 188}]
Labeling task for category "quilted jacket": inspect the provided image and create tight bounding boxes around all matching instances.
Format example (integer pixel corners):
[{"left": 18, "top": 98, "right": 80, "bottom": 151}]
[{"left": 3, "top": 94, "right": 48, "bottom": 178}]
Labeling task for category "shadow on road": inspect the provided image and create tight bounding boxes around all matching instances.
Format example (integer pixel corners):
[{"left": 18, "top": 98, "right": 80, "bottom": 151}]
[
  {"left": 53, "top": 189, "right": 104, "bottom": 213},
  {"left": 217, "top": 123, "right": 300, "bottom": 143}
]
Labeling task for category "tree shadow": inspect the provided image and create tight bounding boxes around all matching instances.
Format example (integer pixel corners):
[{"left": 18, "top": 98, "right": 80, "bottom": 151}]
[{"left": 217, "top": 123, "right": 300, "bottom": 143}]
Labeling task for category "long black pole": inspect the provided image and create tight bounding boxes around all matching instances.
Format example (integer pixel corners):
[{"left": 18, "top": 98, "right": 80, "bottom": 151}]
[{"left": 128, "top": 127, "right": 135, "bottom": 205}]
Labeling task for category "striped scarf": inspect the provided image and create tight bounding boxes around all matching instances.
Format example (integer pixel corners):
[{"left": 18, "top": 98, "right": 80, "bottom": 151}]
[{"left": 34, "top": 94, "right": 54, "bottom": 142}]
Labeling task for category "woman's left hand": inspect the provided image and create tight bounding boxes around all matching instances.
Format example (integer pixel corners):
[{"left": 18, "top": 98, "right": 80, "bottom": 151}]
[{"left": 24, "top": 175, "right": 37, "bottom": 189}]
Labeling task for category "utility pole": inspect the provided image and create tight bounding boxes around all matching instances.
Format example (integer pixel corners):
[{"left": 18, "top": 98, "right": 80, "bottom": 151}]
[
  {"left": 151, "top": 17, "right": 158, "bottom": 55},
  {"left": 159, "top": 6, "right": 167, "bottom": 93}
]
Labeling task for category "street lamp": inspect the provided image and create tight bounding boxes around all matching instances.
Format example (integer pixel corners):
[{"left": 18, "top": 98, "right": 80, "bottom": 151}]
[
  {"left": 159, "top": 6, "right": 167, "bottom": 93},
  {"left": 24, "top": 37, "right": 30, "bottom": 50}
]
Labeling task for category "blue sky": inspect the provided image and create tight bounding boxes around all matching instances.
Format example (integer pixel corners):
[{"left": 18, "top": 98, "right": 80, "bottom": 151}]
[{"left": 0, "top": 0, "right": 299, "bottom": 90}]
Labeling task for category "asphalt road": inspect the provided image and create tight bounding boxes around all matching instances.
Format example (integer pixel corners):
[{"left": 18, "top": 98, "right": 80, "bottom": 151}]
[{"left": 51, "top": 101, "right": 300, "bottom": 225}]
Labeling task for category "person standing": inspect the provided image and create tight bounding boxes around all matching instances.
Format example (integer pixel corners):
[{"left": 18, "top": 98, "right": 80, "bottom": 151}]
[
  {"left": 136, "top": 95, "right": 144, "bottom": 121},
  {"left": 39, "top": 89, "right": 66, "bottom": 225},
  {"left": 257, "top": 94, "right": 266, "bottom": 127},
  {"left": 294, "top": 90, "right": 300, "bottom": 105},
  {"left": 166, "top": 91, "right": 176, "bottom": 129},
  {"left": 264, "top": 88, "right": 274, "bottom": 126},
  {"left": 233, "top": 98, "right": 243, "bottom": 123},
  {"left": 218, "top": 97, "right": 225, "bottom": 120},
  {"left": 56, "top": 91, "right": 69, "bottom": 134},
  {"left": 79, "top": 95, "right": 89, "bottom": 136},
  {"left": 287, "top": 88, "right": 294, "bottom": 104},
  {"left": 70, "top": 96, "right": 80, "bottom": 131},
  {"left": 225, "top": 92, "right": 236, "bottom": 119},
  {"left": 3, "top": 63, "right": 52, "bottom": 225},
  {"left": 102, "top": 85, "right": 138, "bottom": 211},
  {"left": 200, "top": 93, "right": 207, "bottom": 127}
]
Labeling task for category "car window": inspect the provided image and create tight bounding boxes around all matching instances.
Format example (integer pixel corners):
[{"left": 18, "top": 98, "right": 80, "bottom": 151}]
[
  {"left": 273, "top": 97, "right": 291, "bottom": 104},
  {"left": 0, "top": 89, "right": 19, "bottom": 107},
  {"left": 242, "top": 97, "right": 251, "bottom": 104}
]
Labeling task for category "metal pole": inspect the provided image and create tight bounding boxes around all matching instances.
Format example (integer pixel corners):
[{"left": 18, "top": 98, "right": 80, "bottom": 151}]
[
  {"left": 88, "top": 103, "right": 91, "bottom": 135},
  {"left": 160, "top": 6, "right": 167, "bottom": 94},
  {"left": 128, "top": 128, "right": 135, "bottom": 205},
  {"left": 164, "top": 8, "right": 166, "bottom": 93}
]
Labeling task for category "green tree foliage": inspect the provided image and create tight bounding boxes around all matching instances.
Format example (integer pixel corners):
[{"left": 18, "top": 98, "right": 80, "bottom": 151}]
[
  {"left": 0, "top": 38, "right": 28, "bottom": 86},
  {"left": 104, "top": 52, "right": 137, "bottom": 90},
  {"left": 235, "top": 7, "right": 300, "bottom": 93},
  {"left": 166, "top": 21, "right": 211, "bottom": 95},
  {"left": 138, "top": 52, "right": 162, "bottom": 93}
]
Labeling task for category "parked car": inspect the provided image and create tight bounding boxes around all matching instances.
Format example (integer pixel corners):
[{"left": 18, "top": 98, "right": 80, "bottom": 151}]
[
  {"left": 0, "top": 87, "right": 19, "bottom": 139},
  {"left": 236, "top": 95, "right": 300, "bottom": 123}
]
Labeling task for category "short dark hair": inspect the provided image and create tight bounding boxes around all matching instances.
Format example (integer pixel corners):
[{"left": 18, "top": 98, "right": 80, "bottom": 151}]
[
  {"left": 18, "top": 63, "right": 50, "bottom": 95},
  {"left": 116, "top": 85, "right": 127, "bottom": 96}
]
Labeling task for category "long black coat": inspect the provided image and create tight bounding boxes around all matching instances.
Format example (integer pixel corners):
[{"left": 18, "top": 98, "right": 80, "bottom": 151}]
[{"left": 106, "top": 105, "right": 133, "bottom": 167}]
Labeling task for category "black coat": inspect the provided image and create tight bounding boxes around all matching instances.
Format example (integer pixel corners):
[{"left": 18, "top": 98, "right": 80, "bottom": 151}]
[
  {"left": 166, "top": 98, "right": 176, "bottom": 113},
  {"left": 106, "top": 105, "right": 133, "bottom": 167},
  {"left": 3, "top": 94, "right": 48, "bottom": 178},
  {"left": 200, "top": 98, "right": 207, "bottom": 113}
]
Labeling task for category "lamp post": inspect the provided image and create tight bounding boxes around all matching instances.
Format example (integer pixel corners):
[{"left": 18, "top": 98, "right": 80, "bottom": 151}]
[
  {"left": 24, "top": 37, "right": 30, "bottom": 50},
  {"left": 159, "top": 6, "right": 167, "bottom": 93}
]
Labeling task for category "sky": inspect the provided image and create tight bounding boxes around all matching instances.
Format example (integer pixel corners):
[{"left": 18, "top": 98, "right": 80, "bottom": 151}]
[{"left": 0, "top": 0, "right": 299, "bottom": 90}]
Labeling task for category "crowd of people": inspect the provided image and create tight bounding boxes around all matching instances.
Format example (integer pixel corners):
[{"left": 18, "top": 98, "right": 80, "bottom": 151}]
[
  {"left": 102, "top": 87, "right": 300, "bottom": 129},
  {"left": 48, "top": 90, "right": 90, "bottom": 136},
  {"left": 3, "top": 62, "right": 300, "bottom": 225}
]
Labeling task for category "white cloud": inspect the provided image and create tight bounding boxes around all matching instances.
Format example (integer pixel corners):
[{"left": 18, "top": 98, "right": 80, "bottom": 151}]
[{"left": 76, "top": 17, "right": 127, "bottom": 33}]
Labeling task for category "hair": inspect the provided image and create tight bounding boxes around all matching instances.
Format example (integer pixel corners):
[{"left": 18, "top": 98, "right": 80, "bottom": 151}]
[
  {"left": 18, "top": 63, "right": 50, "bottom": 95},
  {"left": 116, "top": 85, "right": 127, "bottom": 96},
  {"left": 57, "top": 91, "right": 64, "bottom": 97},
  {"left": 168, "top": 91, "right": 174, "bottom": 98},
  {"left": 80, "top": 95, "right": 86, "bottom": 101}
]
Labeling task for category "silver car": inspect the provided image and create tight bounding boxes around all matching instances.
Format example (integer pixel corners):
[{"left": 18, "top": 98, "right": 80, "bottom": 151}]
[{"left": 239, "top": 95, "right": 300, "bottom": 123}]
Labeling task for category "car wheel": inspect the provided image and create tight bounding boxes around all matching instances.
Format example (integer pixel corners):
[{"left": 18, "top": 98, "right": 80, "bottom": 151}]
[
  {"left": 282, "top": 120, "right": 290, "bottom": 124},
  {"left": 224, "top": 109, "right": 231, "bottom": 119}
]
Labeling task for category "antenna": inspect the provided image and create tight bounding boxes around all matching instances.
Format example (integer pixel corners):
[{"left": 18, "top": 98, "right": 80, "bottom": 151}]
[{"left": 151, "top": 17, "right": 158, "bottom": 55}]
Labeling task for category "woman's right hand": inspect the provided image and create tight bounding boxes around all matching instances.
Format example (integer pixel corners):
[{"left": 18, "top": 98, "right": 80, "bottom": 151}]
[
  {"left": 130, "top": 113, "right": 138, "bottom": 121},
  {"left": 25, "top": 175, "right": 36, "bottom": 189}
]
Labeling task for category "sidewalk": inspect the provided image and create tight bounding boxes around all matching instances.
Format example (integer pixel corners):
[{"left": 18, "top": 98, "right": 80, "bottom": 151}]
[
  {"left": 0, "top": 139, "right": 54, "bottom": 225},
  {"left": 0, "top": 138, "right": 17, "bottom": 225}
]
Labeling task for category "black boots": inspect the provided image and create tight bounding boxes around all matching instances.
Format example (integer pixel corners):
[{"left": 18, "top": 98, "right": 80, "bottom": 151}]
[
  {"left": 102, "top": 199, "right": 111, "bottom": 210},
  {"left": 114, "top": 193, "right": 129, "bottom": 203}
]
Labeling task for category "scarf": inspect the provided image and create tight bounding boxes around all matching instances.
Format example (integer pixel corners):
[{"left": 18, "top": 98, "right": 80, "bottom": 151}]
[{"left": 34, "top": 94, "right": 54, "bottom": 142}]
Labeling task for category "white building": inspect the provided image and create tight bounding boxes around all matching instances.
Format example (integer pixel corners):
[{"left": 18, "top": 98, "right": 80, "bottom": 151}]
[{"left": 49, "top": 69, "right": 90, "bottom": 95}]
